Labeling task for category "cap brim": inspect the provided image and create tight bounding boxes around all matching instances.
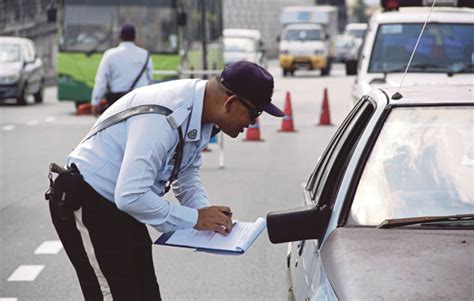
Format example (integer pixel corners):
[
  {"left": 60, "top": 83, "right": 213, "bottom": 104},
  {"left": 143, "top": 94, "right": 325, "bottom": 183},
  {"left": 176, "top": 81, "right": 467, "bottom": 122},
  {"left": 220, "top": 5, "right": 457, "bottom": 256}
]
[{"left": 263, "top": 102, "right": 285, "bottom": 117}]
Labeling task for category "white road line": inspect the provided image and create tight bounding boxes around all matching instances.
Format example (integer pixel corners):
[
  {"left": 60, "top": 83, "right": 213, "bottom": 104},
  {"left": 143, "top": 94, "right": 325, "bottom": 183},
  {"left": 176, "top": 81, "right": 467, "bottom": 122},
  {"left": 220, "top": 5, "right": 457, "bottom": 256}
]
[
  {"left": 44, "top": 116, "right": 56, "bottom": 122},
  {"left": 7, "top": 265, "right": 45, "bottom": 282},
  {"left": 26, "top": 120, "right": 39, "bottom": 126},
  {"left": 34, "top": 240, "right": 63, "bottom": 254},
  {"left": 0, "top": 298, "right": 18, "bottom": 301},
  {"left": 2, "top": 125, "right": 15, "bottom": 131}
]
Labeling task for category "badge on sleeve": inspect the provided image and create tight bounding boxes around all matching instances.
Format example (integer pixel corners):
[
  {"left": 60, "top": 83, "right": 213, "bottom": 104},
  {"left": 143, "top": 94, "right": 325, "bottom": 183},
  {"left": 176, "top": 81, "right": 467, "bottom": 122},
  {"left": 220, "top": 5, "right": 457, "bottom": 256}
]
[{"left": 187, "top": 129, "right": 198, "bottom": 139}]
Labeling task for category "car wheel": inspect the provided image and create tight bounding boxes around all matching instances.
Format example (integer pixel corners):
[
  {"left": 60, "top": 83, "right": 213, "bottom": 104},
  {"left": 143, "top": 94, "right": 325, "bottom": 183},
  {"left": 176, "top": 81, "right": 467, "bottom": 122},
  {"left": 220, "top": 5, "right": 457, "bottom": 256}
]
[
  {"left": 290, "top": 70, "right": 295, "bottom": 76},
  {"left": 16, "top": 86, "right": 27, "bottom": 106},
  {"left": 321, "top": 65, "right": 330, "bottom": 76},
  {"left": 282, "top": 69, "right": 288, "bottom": 77},
  {"left": 34, "top": 83, "right": 44, "bottom": 103},
  {"left": 345, "top": 60, "right": 358, "bottom": 75}
]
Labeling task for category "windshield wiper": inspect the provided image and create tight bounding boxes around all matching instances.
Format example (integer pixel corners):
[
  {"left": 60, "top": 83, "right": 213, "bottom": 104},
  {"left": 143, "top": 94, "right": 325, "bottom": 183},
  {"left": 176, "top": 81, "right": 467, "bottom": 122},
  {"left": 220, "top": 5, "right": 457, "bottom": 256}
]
[
  {"left": 408, "top": 62, "right": 443, "bottom": 70},
  {"left": 447, "top": 63, "right": 474, "bottom": 76},
  {"left": 378, "top": 213, "right": 474, "bottom": 229}
]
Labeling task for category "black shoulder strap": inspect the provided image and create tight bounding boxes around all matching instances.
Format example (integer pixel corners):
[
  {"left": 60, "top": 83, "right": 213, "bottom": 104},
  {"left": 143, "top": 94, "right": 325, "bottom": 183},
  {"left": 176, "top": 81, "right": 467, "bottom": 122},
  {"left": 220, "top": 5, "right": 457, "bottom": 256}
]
[{"left": 128, "top": 51, "right": 150, "bottom": 92}]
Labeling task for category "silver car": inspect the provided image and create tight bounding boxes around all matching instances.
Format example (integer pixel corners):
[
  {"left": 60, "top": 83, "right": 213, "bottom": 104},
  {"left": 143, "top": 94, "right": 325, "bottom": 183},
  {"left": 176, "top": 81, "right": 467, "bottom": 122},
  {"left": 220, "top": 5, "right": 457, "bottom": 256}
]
[
  {"left": 0, "top": 37, "right": 44, "bottom": 105},
  {"left": 267, "top": 84, "right": 474, "bottom": 300}
]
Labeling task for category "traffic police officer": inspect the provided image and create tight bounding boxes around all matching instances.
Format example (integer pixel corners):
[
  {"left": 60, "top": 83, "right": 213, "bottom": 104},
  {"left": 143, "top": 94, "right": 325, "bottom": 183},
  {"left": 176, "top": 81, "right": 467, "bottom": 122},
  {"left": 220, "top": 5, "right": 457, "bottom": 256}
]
[
  {"left": 48, "top": 61, "right": 285, "bottom": 300},
  {"left": 91, "top": 23, "right": 153, "bottom": 116}
]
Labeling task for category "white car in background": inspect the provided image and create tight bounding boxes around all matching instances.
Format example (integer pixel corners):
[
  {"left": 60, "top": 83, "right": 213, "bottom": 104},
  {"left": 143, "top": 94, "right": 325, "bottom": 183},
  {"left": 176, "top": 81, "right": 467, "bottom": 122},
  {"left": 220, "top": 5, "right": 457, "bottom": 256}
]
[
  {"left": 351, "top": 0, "right": 474, "bottom": 105},
  {"left": 223, "top": 28, "right": 267, "bottom": 68},
  {"left": 342, "top": 23, "right": 367, "bottom": 75},
  {"left": 0, "top": 37, "right": 44, "bottom": 105}
]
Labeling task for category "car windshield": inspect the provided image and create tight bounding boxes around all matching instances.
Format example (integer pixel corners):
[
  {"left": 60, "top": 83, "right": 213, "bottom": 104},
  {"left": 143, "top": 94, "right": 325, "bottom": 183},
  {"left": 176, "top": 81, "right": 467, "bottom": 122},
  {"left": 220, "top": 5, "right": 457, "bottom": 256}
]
[
  {"left": 60, "top": 3, "right": 177, "bottom": 53},
  {"left": 368, "top": 23, "right": 474, "bottom": 73},
  {"left": 283, "top": 29, "right": 322, "bottom": 41},
  {"left": 349, "top": 106, "right": 474, "bottom": 226},
  {"left": 224, "top": 38, "right": 256, "bottom": 52},
  {"left": 0, "top": 44, "right": 21, "bottom": 63}
]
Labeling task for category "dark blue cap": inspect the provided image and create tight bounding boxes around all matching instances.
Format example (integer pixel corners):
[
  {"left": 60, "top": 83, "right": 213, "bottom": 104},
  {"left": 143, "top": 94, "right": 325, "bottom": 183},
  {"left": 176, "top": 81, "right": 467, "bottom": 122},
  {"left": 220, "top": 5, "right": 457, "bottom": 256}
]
[
  {"left": 120, "top": 24, "right": 136, "bottom": 41},
  {"left": 218, "top": 61, "right": 284, "bottom": 117}
]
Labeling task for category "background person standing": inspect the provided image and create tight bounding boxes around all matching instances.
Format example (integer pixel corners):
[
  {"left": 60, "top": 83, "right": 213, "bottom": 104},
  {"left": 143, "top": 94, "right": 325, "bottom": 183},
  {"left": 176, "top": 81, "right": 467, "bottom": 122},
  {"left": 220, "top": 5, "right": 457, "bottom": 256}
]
[{"left": 91, "top": 23, "right": 153, "bottom": 116}]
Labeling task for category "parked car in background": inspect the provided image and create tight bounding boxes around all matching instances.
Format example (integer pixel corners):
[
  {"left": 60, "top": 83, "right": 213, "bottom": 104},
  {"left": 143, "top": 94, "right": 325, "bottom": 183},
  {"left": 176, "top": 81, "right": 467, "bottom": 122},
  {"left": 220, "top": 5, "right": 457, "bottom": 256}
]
[
  {"left": 0, "top": 37, "right": 44, "bottom": 105},
  {"left": 351, "top": 0, "right": 474, "bottom": 105},
  {"left": 333, "top": 34, "right": 358, "bottom": 63},
  {"left": 223, "top": 29, "right": 267, "bottom": 68},
  {"left": 267, "top": 84, "right": 474, "bottom": 300},
  {"left": 341, "top": 23, "right": 367, "bottom": 75},
  {"left": 343, "top": 23, "right": 367, "bottom": 40}
]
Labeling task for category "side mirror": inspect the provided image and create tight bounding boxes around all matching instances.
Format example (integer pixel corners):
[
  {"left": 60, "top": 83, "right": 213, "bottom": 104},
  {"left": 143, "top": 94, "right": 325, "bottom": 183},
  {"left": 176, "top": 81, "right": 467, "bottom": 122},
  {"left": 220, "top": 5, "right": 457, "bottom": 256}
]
[{"left": 266, "top": 204, "right": 331, "bottom": 244}]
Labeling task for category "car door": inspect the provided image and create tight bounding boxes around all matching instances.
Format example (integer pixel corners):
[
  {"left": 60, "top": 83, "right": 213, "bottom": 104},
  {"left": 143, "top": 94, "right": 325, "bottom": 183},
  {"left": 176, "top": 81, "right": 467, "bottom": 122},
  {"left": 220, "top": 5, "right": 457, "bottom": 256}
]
[
  {"left": 289, "top": 97, "right": 376, "bottom": 300},
  {"left": 23, "top": 40, "right": 42, "bottom": 93}
]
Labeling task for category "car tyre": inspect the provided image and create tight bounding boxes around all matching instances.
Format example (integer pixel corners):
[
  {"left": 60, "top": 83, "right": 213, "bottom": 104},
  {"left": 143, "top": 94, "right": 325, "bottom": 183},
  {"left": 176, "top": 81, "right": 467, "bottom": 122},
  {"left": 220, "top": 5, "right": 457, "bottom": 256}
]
[
  {"left": 16, "top": 86, "right": 27, "bottom": 106},
  {"left": 321, "top": 63, "right": 331, "bottom": 76},
  {"left": 34, "top": 83, "right": 44, "bottom": 103},
  {"left": 282, "top": 69, "right": 288, "bottom": 77},
  {"left": 345, "top": 60, "right": 358, "bottom": 75}
]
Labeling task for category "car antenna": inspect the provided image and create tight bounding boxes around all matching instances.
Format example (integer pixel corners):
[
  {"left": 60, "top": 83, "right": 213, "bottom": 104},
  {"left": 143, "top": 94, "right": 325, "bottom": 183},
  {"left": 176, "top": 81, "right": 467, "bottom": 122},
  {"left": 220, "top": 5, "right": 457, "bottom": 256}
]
[{"left": 392, "top": 0, "right": 437, "bottom": 100}]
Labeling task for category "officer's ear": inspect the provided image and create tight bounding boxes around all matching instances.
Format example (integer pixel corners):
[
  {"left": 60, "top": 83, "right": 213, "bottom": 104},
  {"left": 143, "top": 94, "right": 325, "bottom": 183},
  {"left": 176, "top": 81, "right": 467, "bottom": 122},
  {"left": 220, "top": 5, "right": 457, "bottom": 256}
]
[{"left": 223, "top": 94, "right": 238, "bottom": 113}]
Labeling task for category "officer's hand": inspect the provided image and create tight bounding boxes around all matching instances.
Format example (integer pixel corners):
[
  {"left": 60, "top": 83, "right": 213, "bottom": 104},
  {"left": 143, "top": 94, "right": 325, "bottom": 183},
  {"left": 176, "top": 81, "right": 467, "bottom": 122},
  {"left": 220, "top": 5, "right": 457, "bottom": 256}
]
[
  {"left": 92, "top": 104, "right": 101, "bottom": 117},
  {"left": 194, "top": 206, "right": 233, "bottom": 235}
]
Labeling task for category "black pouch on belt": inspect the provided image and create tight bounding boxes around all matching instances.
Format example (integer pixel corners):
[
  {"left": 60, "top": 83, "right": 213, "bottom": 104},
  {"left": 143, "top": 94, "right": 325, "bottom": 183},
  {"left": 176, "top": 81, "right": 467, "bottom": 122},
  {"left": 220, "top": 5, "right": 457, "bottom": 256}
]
[{"left": 45, "top": 163, "right": 84, "bottom": 219}]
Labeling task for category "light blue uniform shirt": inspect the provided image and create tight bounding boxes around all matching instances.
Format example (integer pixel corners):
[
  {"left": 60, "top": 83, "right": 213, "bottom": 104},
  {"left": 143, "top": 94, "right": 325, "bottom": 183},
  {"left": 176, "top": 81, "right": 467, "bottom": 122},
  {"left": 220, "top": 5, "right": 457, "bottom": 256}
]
[
  {"left": 67, "top": 79, "right": 213, "bottom": 232},
  {"left": 91, "top": 41, "right": 153, "bottom": 106}
]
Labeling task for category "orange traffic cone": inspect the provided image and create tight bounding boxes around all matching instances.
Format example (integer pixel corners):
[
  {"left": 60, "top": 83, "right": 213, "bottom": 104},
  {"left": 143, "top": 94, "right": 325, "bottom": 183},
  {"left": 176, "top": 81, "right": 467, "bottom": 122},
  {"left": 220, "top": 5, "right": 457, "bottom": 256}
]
[
  {"left": 244, "top": 118, "right": 263, "bottom": 141},
  {"left": 318, "top": 88, "right": 332, "bottom": 126},
  {"left": 76, "top": 99, "right": 108, "bottom": 116},
  {"left": 279, "top": 91, "right": 296, "bottom": 132}
]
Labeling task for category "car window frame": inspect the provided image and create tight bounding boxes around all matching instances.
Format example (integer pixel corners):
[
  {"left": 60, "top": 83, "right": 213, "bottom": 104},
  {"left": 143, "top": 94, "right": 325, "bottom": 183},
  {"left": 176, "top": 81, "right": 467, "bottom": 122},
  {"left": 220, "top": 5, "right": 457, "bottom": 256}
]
[{"left": 307, "top": 97, "right": 376, "bottom": 210}]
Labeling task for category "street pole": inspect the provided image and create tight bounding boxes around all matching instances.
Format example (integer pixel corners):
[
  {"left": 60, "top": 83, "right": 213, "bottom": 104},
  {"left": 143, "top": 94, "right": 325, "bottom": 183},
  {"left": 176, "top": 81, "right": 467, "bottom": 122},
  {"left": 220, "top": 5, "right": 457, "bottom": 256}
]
[{"left": 201, "top": 0, "right": 208, "bottom": 79}]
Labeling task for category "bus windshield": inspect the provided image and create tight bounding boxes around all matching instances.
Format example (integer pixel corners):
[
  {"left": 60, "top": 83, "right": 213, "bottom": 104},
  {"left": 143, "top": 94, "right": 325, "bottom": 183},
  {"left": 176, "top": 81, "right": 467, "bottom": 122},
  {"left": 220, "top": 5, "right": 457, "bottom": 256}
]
[
  {"left": 60, "top": 1, "right": 177, "bottom": 53},
  {"left": 369, "top": 23, "right": 474, "bottom": 74}
]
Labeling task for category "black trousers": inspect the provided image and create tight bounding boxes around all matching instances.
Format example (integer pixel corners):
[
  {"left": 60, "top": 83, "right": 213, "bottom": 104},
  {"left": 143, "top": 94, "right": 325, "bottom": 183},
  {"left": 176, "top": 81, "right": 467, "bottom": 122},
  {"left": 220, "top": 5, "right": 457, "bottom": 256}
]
[{"left": 49, "top": 176, "right": 161, "bottom": 300}]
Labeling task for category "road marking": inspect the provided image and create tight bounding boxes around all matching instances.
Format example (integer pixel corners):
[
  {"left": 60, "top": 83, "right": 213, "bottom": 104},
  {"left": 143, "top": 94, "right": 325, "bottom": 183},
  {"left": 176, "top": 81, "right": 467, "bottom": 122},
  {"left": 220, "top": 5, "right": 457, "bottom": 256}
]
[
  {"left": 44, "top": 116, "right": 56, "bottom": 122},
  {"left": 2, "top": 125, "right": 15, "bottom": 131},
  {"left": 7, "top": 265, "right": 44, "bottom": 281},
  {"left": 0, "top": 298, "right": 18, "bottom": 301},
  {"left": 34, "top": 240, "right": 63, "bottom": 254},
  {"left": 26, "top": 120, "right": 39, "bottom": 126}
]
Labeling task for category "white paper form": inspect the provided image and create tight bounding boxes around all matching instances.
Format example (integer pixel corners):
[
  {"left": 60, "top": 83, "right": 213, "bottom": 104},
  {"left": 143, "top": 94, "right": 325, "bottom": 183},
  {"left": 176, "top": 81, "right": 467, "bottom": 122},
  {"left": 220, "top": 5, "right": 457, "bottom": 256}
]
[{"left": 165, "top": 217, "right": 266, "bottom": 252}]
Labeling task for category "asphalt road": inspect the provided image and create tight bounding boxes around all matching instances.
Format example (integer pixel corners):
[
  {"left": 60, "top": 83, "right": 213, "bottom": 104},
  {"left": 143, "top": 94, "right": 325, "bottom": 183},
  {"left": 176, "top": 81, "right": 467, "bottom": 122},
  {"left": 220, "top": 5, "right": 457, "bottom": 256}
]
[{"left": 0, "top": 61, "right": 354, "bottom": 301}]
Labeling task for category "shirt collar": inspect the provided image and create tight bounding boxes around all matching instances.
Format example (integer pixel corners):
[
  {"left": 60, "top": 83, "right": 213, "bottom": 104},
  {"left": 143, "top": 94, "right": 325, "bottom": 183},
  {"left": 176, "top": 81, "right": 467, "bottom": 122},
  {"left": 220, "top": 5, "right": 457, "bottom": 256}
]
[
  {"left": 119, "top": 41, "right": 135, "bottom": 48},
  {"left": 165, "top": 80, "right": 208, "bottom": 142},
  {"left": 184, "top": 80, "right": 207, "bottom": 142}
]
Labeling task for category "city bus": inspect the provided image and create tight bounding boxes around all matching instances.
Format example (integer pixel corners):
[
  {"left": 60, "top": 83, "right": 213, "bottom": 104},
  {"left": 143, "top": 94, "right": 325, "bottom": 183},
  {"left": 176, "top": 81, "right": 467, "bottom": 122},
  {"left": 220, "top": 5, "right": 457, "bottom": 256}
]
[{"left": 57, "top": 0, "right": 224, "bottom": 106}]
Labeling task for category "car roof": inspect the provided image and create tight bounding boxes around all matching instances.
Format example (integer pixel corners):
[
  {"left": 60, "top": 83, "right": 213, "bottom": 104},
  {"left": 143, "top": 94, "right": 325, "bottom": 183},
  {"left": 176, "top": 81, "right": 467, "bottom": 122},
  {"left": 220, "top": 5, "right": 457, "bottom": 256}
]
[
  {"left": 345, "top": 23, "right": 368, "bottom": 30},
  {"left": 372, "top": 7, "right": 474, "bottom": 24},
  {"left": 0, "top": 36, "right": 32, "bottom": 44},
  {"left": 284, "top": 23, "right": 323, "bottom": 30},
  {"left": 223, "top": 29, "right": 262, "bottom": 40},
  {"left": 378, "top": 85, "right": 474, "bottom": 105}
]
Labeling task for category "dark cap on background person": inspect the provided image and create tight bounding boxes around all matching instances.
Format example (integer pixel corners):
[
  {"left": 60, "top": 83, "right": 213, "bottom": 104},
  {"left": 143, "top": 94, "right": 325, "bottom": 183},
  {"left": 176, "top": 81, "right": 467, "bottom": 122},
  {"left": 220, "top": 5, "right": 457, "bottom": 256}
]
[
  {"left": 217, "top": 61, "right": 285, "bottom": 117},
  {"left": 120, "top": 24, "right": 136, "bottom": 41}
]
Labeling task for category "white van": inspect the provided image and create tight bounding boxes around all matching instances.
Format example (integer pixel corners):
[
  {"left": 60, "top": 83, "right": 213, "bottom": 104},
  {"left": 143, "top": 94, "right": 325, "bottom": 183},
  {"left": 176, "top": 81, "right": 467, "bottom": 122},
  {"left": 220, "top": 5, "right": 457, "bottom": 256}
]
[
  {"left": 223, "top": 29, "right": 267, "bottom": 68},
  {"left": 351, "top": 1, "right": 474, "bottom": 105}
]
